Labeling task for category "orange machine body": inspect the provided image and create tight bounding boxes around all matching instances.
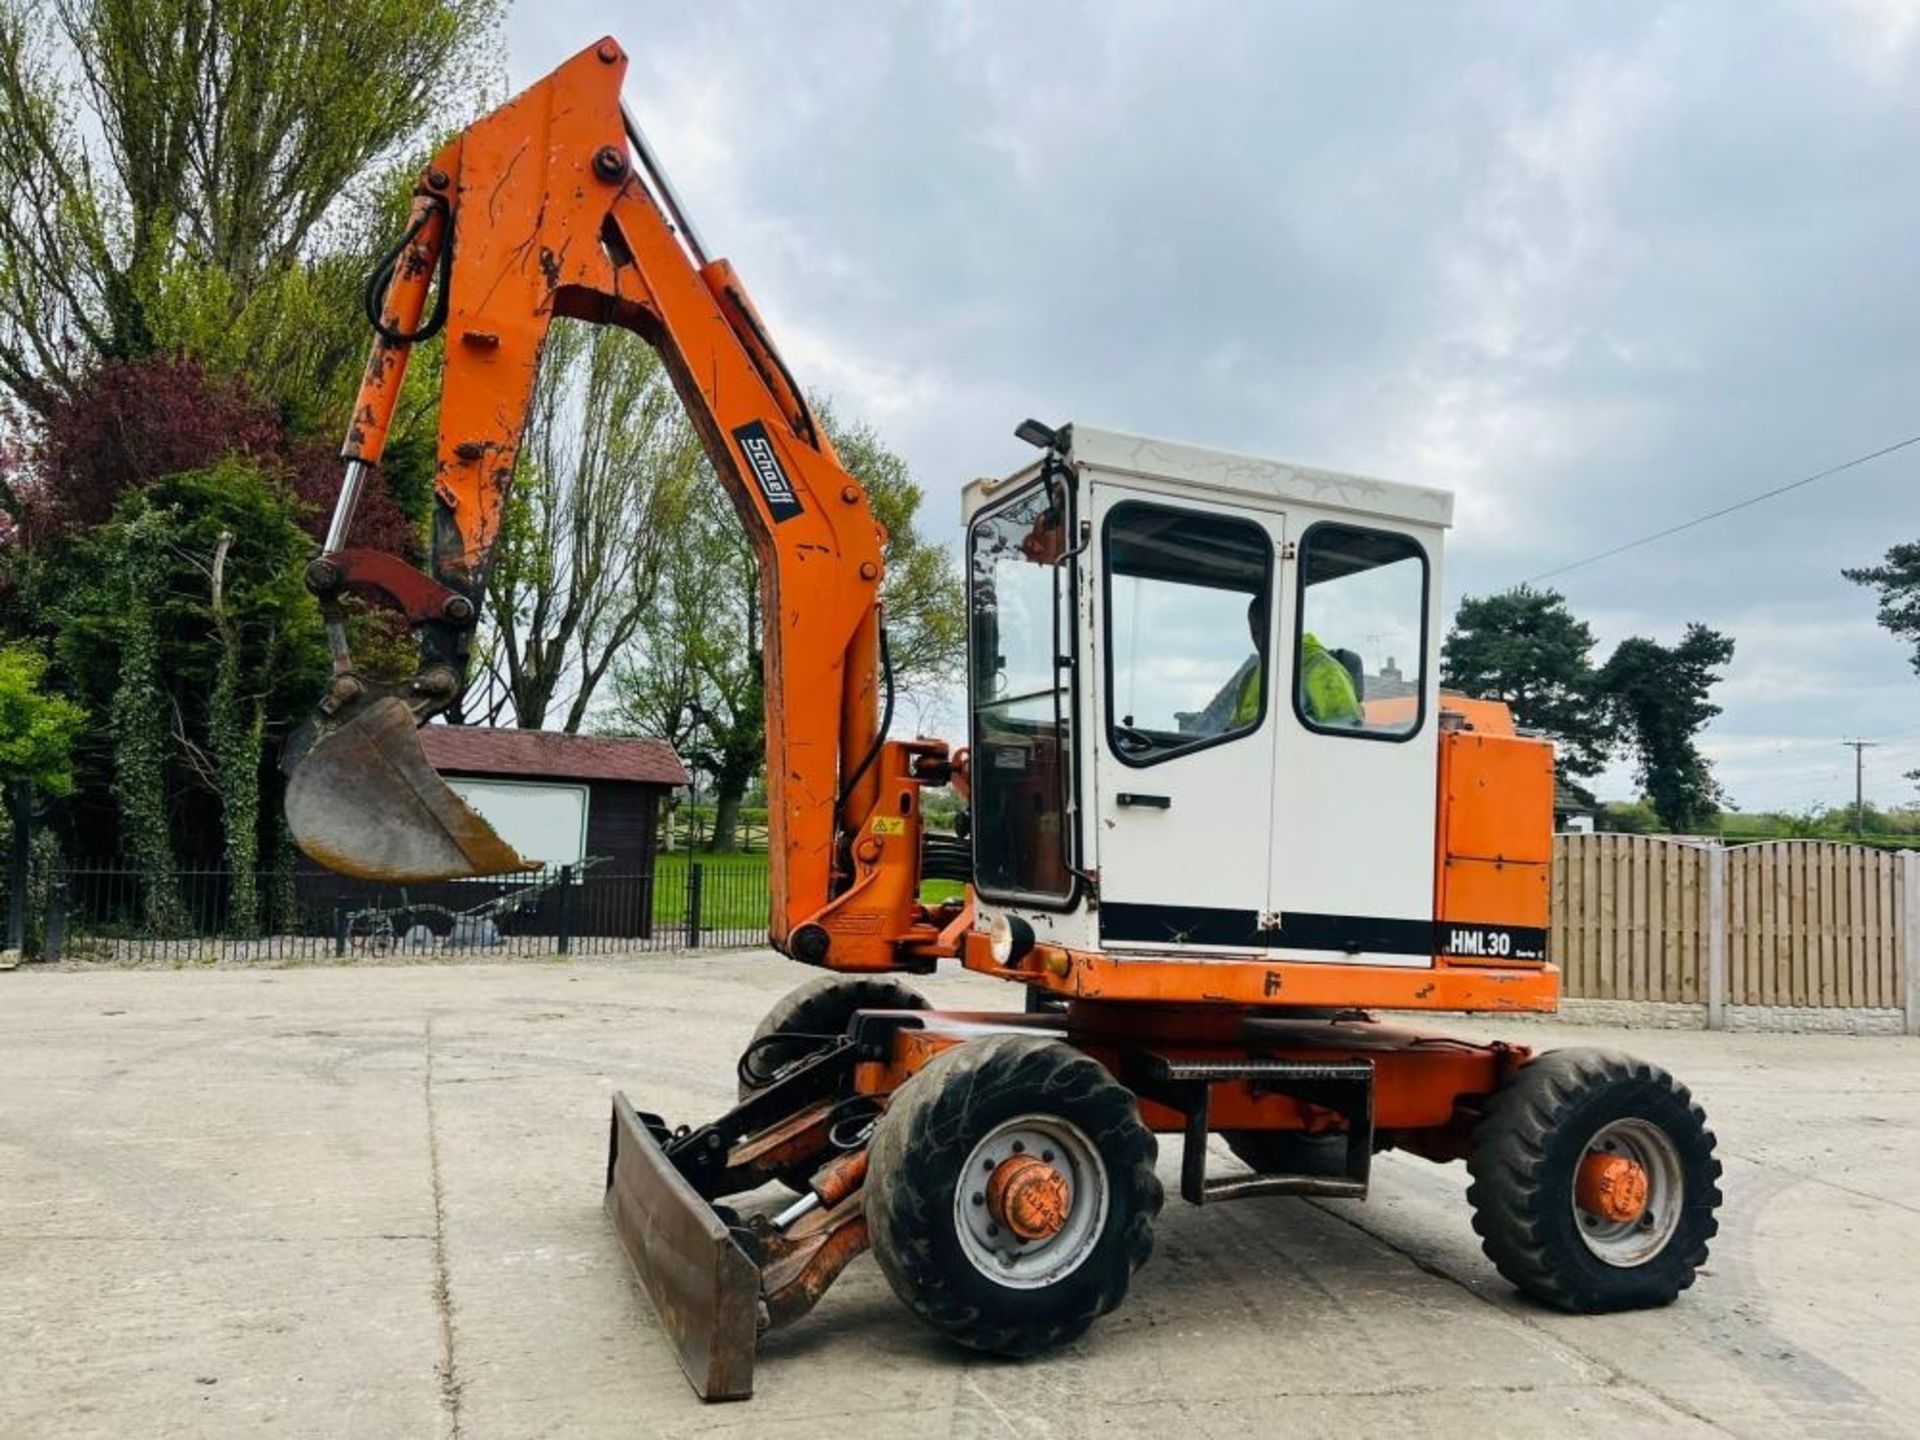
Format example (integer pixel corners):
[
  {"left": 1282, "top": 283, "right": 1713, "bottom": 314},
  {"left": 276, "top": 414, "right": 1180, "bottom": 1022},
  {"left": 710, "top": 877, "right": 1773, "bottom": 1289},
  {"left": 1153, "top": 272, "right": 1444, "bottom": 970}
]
[{"left": 958, "top": 714, "right": 1559, "bottom": 1013}]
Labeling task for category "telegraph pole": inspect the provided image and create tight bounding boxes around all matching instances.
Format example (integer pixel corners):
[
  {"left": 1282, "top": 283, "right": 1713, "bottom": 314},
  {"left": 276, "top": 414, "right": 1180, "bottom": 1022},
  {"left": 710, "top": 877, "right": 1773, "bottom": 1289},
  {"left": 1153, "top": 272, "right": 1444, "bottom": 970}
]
[{"left": 1842, "top": 739, "right": 1879, "bottom": 835}]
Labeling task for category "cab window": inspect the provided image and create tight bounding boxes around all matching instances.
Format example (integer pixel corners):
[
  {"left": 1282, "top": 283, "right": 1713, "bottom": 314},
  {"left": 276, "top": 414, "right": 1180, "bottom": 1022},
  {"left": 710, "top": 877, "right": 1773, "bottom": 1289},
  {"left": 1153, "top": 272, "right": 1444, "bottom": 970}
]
[
  {"left": 969, "top": 480, "right": 1076, "bottom": 903},
  {"left": 1104, "top": 503, "right": 1272, "bottom": 767},
  {"left": 1293, "top": 522, "right": 1427, "bottom": 739}
]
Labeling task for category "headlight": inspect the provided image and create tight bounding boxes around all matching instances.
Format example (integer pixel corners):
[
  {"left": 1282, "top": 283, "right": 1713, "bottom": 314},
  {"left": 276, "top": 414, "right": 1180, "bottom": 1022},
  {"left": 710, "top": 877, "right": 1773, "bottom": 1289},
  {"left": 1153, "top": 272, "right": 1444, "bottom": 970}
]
[
  {"left": 985, "top": 909, "right": 1035, "bottom": 967},
  {"left": 987, "top": 910, "right": 1014, "bottom": 965}
]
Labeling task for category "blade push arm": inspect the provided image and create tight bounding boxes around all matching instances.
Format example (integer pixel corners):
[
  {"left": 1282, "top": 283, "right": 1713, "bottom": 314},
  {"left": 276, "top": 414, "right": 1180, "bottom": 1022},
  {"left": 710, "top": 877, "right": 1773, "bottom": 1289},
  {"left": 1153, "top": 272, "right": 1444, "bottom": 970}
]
[{"left": 300, "top": 36, "right": 959, "bottom": 970}]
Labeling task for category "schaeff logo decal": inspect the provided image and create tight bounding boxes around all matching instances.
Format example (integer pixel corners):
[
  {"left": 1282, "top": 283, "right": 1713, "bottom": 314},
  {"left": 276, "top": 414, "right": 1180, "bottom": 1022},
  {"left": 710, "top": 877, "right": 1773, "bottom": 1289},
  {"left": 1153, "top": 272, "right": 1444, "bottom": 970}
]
[{"left": 732, "top": 421, "right": 805, "bottom": 523}]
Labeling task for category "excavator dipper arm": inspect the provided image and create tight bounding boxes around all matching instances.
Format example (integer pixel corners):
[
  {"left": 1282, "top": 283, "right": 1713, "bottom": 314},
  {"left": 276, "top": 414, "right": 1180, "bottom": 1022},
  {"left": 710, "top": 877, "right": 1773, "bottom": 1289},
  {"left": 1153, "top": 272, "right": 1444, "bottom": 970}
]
[{"left": 289, "top": 37, "right": 957, "bottom": 972}]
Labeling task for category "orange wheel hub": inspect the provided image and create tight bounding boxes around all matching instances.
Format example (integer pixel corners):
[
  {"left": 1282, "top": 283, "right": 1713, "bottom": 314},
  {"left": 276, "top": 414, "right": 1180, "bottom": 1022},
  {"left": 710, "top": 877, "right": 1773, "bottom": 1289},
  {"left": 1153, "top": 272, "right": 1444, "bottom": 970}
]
[
  {"left": 985, "top": 1153, "right": 1071, "bottom": 1241},
  {"left": 1576, "top": 1152, "right": 1650, "bottom": 1223}
]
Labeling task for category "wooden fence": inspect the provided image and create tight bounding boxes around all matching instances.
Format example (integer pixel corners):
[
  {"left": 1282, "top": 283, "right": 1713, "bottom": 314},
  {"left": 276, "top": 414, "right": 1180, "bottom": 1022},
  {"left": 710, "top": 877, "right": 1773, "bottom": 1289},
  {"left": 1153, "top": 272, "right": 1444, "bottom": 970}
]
[{"left": 1551, "top": 834, "right": 1918, "bottom": 1028}]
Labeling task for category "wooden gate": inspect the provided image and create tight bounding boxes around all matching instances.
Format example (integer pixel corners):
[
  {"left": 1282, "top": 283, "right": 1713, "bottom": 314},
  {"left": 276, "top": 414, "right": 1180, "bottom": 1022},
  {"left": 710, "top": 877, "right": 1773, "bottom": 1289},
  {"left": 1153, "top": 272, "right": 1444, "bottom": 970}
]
[{"left": 1724, "top": 841, "right": 1904, "bottom": 1009}]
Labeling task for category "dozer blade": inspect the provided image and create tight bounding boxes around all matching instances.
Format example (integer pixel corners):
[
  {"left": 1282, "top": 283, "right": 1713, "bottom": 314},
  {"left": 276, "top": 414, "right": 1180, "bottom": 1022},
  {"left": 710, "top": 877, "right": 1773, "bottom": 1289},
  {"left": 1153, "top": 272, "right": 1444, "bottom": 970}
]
[
  {"left": 605, "top": 1093, "right": 760, "bottom": 1401},
  {"left": 284, "top": 695, "right": 539, "bottom": 882}
]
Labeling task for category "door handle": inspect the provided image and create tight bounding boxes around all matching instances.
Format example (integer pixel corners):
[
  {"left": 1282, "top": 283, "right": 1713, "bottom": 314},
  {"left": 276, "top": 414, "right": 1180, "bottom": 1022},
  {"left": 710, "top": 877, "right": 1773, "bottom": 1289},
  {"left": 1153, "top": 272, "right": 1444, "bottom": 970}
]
[{"left": 1117, "top": 793, "right": 1171, "bottom": 809}]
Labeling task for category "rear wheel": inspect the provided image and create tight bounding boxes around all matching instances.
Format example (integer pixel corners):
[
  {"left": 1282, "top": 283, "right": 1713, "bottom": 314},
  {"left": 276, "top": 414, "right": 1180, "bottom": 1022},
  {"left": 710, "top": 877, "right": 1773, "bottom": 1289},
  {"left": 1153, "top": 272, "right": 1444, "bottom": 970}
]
[
  {"left": 866, "top": 1034, "right": 1162, "bottom": 1358},
  {"left": 1467, "top": 1048, "right": 1720, "bottom": 1313},
  {"left": 737, "top": 974, "right": 928, "bottom": 1192}
]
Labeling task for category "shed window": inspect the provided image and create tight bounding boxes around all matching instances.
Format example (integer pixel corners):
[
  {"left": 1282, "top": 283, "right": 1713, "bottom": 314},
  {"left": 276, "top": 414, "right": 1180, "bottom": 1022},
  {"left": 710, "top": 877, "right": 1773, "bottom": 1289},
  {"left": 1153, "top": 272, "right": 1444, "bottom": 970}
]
[{"left": 444, "top": 779, "right": 590, "bottom": 868}]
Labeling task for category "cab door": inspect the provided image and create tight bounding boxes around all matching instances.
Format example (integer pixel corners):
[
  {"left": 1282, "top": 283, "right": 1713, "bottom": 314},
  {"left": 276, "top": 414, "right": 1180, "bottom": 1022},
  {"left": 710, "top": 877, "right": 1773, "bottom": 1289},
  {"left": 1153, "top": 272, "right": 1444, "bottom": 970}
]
[
  {"left": 1090, "top": 485, "right": 1282, "bottom": 953},
  {"left": 1266, "top": 519, "right": 1440, "bottom": 967}
]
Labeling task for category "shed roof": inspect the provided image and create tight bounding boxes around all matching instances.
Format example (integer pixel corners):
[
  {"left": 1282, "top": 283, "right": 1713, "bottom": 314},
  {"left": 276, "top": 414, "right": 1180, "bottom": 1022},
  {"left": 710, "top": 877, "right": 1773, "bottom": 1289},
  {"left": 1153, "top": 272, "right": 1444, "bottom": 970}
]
[{"left": 420, "top": 726, "right": 689, "bottom": 786}]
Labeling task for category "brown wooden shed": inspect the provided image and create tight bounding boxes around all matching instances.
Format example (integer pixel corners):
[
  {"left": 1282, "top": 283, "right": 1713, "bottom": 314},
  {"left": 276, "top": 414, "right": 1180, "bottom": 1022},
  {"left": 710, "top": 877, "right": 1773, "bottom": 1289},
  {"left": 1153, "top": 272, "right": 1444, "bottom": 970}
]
[{"left": 417, "top": 726, "right": 689, "bottom": 872}]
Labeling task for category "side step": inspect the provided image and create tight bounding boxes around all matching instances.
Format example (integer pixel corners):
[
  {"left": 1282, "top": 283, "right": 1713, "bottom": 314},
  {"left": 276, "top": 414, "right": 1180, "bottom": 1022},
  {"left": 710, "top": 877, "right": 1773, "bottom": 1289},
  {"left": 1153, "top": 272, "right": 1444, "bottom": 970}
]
[{"left": 1130, "top": 1054, "right": 1375, "bottom": 1204}]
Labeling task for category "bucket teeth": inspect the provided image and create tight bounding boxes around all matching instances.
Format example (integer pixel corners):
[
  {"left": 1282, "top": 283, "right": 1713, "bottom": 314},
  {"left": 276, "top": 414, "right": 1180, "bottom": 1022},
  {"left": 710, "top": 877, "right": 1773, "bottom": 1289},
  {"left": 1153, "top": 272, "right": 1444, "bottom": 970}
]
[{"left": 284, "top": 696, "right": 538, "bottom": 882}]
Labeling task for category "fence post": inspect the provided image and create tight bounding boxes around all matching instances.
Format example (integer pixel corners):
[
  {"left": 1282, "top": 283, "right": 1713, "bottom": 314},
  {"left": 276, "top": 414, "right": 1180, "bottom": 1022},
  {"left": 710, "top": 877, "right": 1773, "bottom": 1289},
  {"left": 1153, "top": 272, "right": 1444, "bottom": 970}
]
[
  {"left": 686, "top": 862, "right": 704, "bottom": 950},
  {"left": 334, "top": 908, "right": 348, "bottom": 958},
  {"left": 556, "top": 864, "right": 573, "bottom": 956},
  {"left": 1706, "top": 844, "right": 1728, "bottom": 1031},
  {"left": 1904, "top": 850, "right": 1920, "bottom": 1038},
  {"left": 6, "top": 779, "right": 28, "bottom": 956},
  {"left": 42, "top": 876, "right": 65, "bottom": 963}
]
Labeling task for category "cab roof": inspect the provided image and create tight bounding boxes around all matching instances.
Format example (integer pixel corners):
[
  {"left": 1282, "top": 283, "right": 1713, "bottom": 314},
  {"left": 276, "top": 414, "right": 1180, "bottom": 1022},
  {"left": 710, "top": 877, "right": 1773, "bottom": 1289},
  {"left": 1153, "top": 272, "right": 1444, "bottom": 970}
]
[{"left": 964, "top": 424, "right": 1455, "bottom": 530}]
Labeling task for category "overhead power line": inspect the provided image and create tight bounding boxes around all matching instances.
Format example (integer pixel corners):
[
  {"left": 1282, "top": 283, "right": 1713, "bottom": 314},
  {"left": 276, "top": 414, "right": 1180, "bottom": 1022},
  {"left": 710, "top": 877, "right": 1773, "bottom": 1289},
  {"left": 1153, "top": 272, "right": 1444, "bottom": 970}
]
[{"left": 1525, "top": 432, "right": 1920, "bottom": 586}]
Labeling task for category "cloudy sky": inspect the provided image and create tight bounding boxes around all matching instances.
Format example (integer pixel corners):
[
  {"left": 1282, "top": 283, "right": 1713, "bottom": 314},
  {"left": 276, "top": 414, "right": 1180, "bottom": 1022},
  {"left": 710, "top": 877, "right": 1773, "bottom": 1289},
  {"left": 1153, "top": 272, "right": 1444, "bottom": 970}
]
[{"left": 506, "top": 1, "right": 1920, "bottom": 811}]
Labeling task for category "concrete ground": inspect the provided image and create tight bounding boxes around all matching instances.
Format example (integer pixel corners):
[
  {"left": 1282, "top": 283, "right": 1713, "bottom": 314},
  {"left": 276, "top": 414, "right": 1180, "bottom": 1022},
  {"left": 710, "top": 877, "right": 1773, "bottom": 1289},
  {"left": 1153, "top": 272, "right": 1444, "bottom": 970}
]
[{"left": 2, "top": 954, "right": 1916, "bottom": 1439}]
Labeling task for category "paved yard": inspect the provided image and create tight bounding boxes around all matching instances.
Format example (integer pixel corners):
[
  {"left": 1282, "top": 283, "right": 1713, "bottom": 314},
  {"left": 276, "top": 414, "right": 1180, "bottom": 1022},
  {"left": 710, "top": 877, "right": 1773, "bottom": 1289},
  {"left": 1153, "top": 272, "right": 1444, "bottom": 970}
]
[{"left": 1, "top": 953, "right": 1916, "bottom": 1438}]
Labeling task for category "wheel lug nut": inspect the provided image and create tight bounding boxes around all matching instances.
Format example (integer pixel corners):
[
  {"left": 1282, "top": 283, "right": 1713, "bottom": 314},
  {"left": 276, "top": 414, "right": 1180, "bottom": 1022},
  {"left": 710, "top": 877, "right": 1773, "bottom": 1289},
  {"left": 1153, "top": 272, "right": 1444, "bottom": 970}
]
[
  {"left": 1011, "top": 1140, "right": 1025, "bottom": 1154},
  {"left": 971, "top": 1192, "right": 985, "bottom": 1206},
  {"left": 982, "top": 1157, "right": 995, "bottom": 1171},
  {"left": 1042, "top": 1150, "right": 1054, "bottom": 1163},
  {"left": 987, "top": 1222, "right": 1000, "bottom": 1237}
]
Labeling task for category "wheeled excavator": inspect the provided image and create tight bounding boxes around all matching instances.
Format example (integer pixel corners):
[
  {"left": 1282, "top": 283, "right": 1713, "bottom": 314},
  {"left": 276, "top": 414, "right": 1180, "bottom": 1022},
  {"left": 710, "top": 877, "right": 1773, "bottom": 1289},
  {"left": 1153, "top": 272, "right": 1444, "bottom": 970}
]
[{"left": 286, "top": 38, "right": 1723, "bottom": 1401}]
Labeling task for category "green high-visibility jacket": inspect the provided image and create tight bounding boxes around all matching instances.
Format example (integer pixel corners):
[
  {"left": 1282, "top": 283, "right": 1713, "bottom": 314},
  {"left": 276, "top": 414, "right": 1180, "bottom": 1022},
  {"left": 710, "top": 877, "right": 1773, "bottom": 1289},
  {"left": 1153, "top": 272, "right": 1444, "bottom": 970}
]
[
  {"left": 1233, "top": 661, "right": 1261, "bottom": 727},
  {"left": 1300, "top": 633, "right": 1362, "bottom": 725}
]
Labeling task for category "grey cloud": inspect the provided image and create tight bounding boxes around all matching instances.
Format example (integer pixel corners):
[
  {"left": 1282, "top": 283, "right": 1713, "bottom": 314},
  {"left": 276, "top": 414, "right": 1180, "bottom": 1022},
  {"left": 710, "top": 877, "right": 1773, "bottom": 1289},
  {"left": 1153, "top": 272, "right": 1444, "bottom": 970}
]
[{"left": 510, "top": 0, "right": 1920, "bottom": 806}]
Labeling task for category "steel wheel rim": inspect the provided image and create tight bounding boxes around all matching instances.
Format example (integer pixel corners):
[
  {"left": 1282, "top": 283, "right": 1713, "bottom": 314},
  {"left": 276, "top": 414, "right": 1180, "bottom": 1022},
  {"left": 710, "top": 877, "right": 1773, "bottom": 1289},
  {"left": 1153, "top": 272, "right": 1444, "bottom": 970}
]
[
  {"left": 954, "top": 1113, "right": 1109, "bottom": 1289},
  {"left": 1573, "top": 1117, "right": 1684, "bottom": 1267}
]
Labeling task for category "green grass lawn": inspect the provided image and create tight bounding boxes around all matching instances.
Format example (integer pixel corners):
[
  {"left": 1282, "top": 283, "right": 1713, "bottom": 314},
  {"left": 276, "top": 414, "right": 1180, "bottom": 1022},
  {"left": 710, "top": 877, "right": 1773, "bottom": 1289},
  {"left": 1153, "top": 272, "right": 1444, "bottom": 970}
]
[
  {"left": 651, "top": 850, "right": 967, "bottom": 936},
  {"left": 652, "top": 851, "right": 771, "bottom": 933}
]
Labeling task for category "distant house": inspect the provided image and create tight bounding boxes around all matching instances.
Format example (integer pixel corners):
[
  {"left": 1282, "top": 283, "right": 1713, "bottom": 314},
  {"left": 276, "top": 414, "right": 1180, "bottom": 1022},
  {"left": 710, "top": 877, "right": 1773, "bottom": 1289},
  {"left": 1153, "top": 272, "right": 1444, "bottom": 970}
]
[
  {"left": 298, "top": 727, "right": 689, "bottom": 942},
  {"left": 1555, "top": 778, "right": 1599, "bottom": 833},
  {"left": 1362, "top": 656, "right": 1418, "bottom": 703}
]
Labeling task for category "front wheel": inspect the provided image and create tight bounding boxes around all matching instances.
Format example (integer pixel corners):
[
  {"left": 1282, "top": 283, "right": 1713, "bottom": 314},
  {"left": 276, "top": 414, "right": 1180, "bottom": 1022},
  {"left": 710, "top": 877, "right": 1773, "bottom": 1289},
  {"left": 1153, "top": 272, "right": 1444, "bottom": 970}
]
[
  {"left": 737, "top": 974, "right": 930, "bottom": 1100},
  {"left": 1467, "top": 1048, "right": 1721, "bottom": 1313},
  {"left": 866, "top": 1034, "right": 1163, "bottom": 1357}
]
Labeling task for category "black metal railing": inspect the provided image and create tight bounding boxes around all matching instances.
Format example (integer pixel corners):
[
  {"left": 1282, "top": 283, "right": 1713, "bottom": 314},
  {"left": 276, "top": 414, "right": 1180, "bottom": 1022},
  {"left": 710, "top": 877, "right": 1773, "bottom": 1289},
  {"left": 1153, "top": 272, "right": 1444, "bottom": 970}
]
[{"left": 35, "top": 859, "right": 773, "bottom": 964}]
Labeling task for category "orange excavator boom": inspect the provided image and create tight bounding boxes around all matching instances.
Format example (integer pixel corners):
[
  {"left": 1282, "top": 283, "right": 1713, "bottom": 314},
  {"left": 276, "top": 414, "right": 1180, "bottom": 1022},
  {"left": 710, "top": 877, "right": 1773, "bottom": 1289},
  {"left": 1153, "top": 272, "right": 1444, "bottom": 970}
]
[{"left": 286, "top": 36, "right": 956, "bottom": 971}]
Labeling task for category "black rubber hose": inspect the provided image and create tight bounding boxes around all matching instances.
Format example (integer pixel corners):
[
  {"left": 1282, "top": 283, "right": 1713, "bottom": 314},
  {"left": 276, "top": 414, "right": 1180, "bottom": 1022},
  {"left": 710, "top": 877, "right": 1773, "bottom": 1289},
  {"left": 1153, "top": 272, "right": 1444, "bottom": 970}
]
[
  {"left": 839, "top": 621, "right": 894, "bottom": 818},
  {"left": 364, "top": 191, "right": 453, "bottom": 346}
]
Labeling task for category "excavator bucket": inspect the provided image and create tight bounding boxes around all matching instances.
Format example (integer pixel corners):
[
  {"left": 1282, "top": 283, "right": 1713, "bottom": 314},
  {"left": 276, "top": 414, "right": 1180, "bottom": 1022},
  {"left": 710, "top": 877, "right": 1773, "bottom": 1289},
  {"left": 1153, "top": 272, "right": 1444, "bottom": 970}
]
[
  {"left": 605, "top": 1094, "right": 761, "bottom": 1401},
  {"left": 284, "top": 696, "right": 539, "bottom": 883}
]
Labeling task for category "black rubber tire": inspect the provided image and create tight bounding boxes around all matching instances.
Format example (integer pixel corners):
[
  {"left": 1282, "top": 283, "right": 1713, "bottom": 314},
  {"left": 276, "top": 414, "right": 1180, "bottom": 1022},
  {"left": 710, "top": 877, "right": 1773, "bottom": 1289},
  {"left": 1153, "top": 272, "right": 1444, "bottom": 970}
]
[
  {"left": 737, "top": 974, "right": 928, "bottom": 1193},
  {"left": 866, "top": 1034, "right": 1162, "bottom": 1358},
  {"left": 736, "top": 973, "right": 929, "bottom": 1101},
  {"left": 1222, "top": 1130, "right": 1349, "bottom": 1177},
  {"left": 1467, "top": 1048, "right": 1721, "bottom": 1313}
]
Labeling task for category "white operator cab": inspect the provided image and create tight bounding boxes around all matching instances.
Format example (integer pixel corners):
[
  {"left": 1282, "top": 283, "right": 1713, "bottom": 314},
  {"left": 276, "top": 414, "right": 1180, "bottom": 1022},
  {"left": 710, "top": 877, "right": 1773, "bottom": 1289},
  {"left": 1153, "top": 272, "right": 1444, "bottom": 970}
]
[{"left": 962, "top": 424, "right": 1452, "bottom": 971}]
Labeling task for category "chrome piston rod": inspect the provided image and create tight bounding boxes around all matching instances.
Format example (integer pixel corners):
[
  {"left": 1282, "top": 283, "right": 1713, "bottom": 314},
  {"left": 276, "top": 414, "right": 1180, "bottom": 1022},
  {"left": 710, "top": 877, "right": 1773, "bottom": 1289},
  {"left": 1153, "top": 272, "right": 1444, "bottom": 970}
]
[{"left": 322, "top": 458, "right": 369, "bottom": 556}]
